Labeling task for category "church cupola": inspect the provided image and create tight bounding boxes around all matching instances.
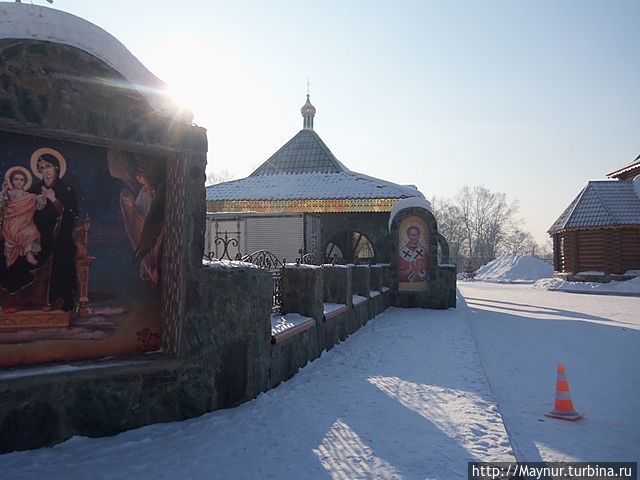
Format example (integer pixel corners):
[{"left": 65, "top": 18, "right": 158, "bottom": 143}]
[{"left": 301, "top": 94, "right": 316, "bottom": 130}]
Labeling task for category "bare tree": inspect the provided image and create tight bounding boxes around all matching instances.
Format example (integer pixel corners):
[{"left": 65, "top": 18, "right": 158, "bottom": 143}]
[
  {"left": 433, "top": 185, "right": 524, "bottom": 269},
  {"left": 205, "top": 169, "right": 233, "bottom": 186},
  {"left": 503, "top": 228, "right": 537, "bottom": 256}
]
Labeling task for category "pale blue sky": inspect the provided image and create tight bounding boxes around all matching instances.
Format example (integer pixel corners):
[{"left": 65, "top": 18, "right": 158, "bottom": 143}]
[{"left": 38, "top": 1, "right": 640, "bottom": 243}]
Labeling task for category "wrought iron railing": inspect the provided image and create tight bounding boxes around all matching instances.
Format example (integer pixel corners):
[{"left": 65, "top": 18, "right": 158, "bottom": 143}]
[
  {"left": 203, "top": 232, "right": 243, "bottom": 262},
  {"left": 296, "top": 248, "right": 319, "bottom": 266},
  {"left": 204, "top": 246, "right": 324, "bottom": 315},
  {"left": 241, "top": 250, "right": 285, "bottom": 315}
]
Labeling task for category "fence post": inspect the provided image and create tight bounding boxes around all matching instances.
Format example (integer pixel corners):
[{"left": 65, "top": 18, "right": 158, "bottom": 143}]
[{"left": 281, "top": 264, "right": 324, "bottom": 322}]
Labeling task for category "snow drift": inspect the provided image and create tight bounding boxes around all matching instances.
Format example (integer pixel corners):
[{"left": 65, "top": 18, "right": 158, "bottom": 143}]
[
  {"left": 535, "top": 275, "right": 640, "bottom": 295},
  {"left": 474, "top": 254, "right": 553, "bottom": 283}
]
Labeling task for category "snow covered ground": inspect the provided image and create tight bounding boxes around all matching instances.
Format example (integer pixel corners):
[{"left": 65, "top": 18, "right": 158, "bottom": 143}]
[
  {"left": 1, "top": 283, "right": 638, "bottom": 479},
  {"left": 462, "top": 282, "right": 640, "bottom": 465}
]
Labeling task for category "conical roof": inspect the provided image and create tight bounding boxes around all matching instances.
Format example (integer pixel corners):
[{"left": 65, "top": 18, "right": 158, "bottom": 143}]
[
  {"left": 250, "top": 129, "right": 347, "bottom": 176},
  {"left": 206, "top": 97, "right": 423, "bottom": 212},
  {"left": 548, "top": 180, "right": 640, "bottom": 232}
]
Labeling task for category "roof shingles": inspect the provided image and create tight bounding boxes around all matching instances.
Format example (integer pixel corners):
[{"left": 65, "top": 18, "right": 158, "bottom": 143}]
[
  {"left": 207, "top": 129, "right": 423, "bottom": 202},
  {"left": 549, "top": 181, "right": 640, "bottom": 232},
  {"left": 250, "top": 129, "right": 346, "bottom": 176}
]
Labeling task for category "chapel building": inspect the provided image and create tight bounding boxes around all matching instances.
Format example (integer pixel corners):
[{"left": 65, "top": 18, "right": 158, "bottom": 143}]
[{"left": 206, "top": 96, "right": 424, "bottom": 263}]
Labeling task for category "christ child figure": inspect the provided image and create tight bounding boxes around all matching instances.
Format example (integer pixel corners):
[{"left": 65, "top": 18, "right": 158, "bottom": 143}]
[{"left": 0, "top": 166, "right": 49, "bottom": 267}]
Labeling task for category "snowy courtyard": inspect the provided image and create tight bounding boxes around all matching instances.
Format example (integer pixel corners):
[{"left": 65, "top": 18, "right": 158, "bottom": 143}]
[{"left": 1, "top": 283, "right": 638, "bottom": 479}]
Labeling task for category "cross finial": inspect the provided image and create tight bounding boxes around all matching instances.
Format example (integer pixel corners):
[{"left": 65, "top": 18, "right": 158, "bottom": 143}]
[{"left": 307, "top": 77, "right": 310, "bottom": 96}]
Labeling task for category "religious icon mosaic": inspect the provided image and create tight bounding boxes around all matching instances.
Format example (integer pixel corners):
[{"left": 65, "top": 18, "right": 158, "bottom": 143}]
[
  {"left": 398, "top": 215, "right": 430, "bottom": 292},
  {"left": 0, "top": 130, "right": 164, "bottom": 367}
]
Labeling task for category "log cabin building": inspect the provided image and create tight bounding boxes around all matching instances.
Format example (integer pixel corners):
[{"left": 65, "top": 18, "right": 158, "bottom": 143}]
[{"left": 548, "top": 155, "right": 640, "bottom": 280}]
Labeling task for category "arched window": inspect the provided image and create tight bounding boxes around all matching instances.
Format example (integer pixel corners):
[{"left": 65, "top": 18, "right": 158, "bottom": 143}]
[{"left": 324, "top": 230, "right": 375, "bottom": 264}]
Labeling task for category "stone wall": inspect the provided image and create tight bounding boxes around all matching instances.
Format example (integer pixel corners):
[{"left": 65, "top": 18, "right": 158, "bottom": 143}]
[
  {"left": 0, "top": 264, "right": 274, "bottom": 452},
  {"left": 268, "top": 263, "right": 392, "bottom": 389},
  {"left": 0, "top": 259, "right": 395, "bottom": 452},
  {"left": 0, "top": 39, "right": 203, "bottom": 152}
]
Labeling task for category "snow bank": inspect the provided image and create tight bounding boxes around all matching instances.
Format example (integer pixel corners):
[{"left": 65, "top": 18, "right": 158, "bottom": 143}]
[
  {"left": 534, "top": 275, "right": 640, "bottom": 296},
  {"left": 474, "top": 254, "right": 553, "bottom": 284}
]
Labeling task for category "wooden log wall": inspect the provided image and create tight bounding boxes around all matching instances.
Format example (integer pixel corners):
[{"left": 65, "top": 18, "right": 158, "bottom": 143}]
[
  {"left": 577, "top": 230, "right": 605, "bottom": 272},
  {"left": 554, "top": 227, "right": 640, "bottom": 274},
  {"left": 620, "top": 227, "right": 640, "bottom": 272}
]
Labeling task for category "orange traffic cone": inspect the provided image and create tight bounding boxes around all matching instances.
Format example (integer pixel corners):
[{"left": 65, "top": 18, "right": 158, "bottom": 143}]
[{"left": 545, "top": 362, "right": 583, "bottom": 421}]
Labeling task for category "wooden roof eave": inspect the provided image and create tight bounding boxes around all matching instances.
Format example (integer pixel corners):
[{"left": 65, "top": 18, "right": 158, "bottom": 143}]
[
  {"left": 548, "top": 224, "right": 640, "bottom": 235},
  {"left": 607, "top": 158, "right": 640, "bottom": 179},
  {"left": 206, "top": 197, "right": 402, "bottom": 213}
]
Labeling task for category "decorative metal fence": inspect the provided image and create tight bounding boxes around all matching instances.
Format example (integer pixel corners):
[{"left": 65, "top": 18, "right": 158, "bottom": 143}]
[
  {"left": 204, "top": 246, "right": 323, "bottom": 315},
  {"left": 203, "top": 233, "right": 242, "bottom": 261},
  {"left": 296, "top": 248, "right": 319, "bottom": 266},
  {"left": 241, "top": 250, "right": 285, "bottom": 315}
]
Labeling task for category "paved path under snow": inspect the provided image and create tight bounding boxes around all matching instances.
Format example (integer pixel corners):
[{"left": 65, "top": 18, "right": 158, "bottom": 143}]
[
  {"left": 0, "top": 305, "right": 513, "bottom": 480},
  {"left": 461, "top": 282, "right": 640, "bottom": 464}
]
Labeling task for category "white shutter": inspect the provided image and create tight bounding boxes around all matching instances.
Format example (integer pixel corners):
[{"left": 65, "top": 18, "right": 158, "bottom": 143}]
[{"left": 246, "top": 216, "right": 304, "bottom": 262}]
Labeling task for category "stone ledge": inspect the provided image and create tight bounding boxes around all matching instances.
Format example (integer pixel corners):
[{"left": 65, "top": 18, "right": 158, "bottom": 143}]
[
  {"left": 271, "top": 318, "right": 316, "bottom": 345},
  {"left": 323, "top": 304, "right": 348, "bottom": 321}
]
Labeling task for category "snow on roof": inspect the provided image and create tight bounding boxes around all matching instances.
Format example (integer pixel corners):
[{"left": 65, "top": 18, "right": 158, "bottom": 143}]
[
  {"left": 207, "top": 128, "right": 424, "bottom": 202},
  {"left": 607, "top": 154, "right": 640, "bottom": 179},
  {"left": 388, "top": 197, "right": 433, "bottom": 231},
  {"left": 0, "top": 3, "right": 190, "bottom": 121},
  {"left": 207, "top": 171, "right": 423, "bottom": 201},
  {"left": 548, "top": 180, "right": 640, "bottom": 232}
]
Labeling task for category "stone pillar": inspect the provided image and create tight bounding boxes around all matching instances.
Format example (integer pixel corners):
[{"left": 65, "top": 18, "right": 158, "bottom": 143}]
[
  {"left": 351, "top": 265, "right": 371, "bottom": 298},
  {"left": 380, "top": 264, "right": 392, "bottom": 288},
  {"left": 281, "top": 264, "right": 324, "bottom": 322},
  {"left": 183, "top": 265, "right": 273, "bottom": 407},
  {"left": 322, "top": 265, "right": 353, "bottom": 307},
  {"left": 369, "top": 265, "right": 384, "bottom": 292}
]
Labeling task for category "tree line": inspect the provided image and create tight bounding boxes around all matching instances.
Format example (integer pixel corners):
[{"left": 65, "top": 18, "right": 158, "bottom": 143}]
[{"left": 431, "top": 185, "right": 551, "bottom": 271}]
